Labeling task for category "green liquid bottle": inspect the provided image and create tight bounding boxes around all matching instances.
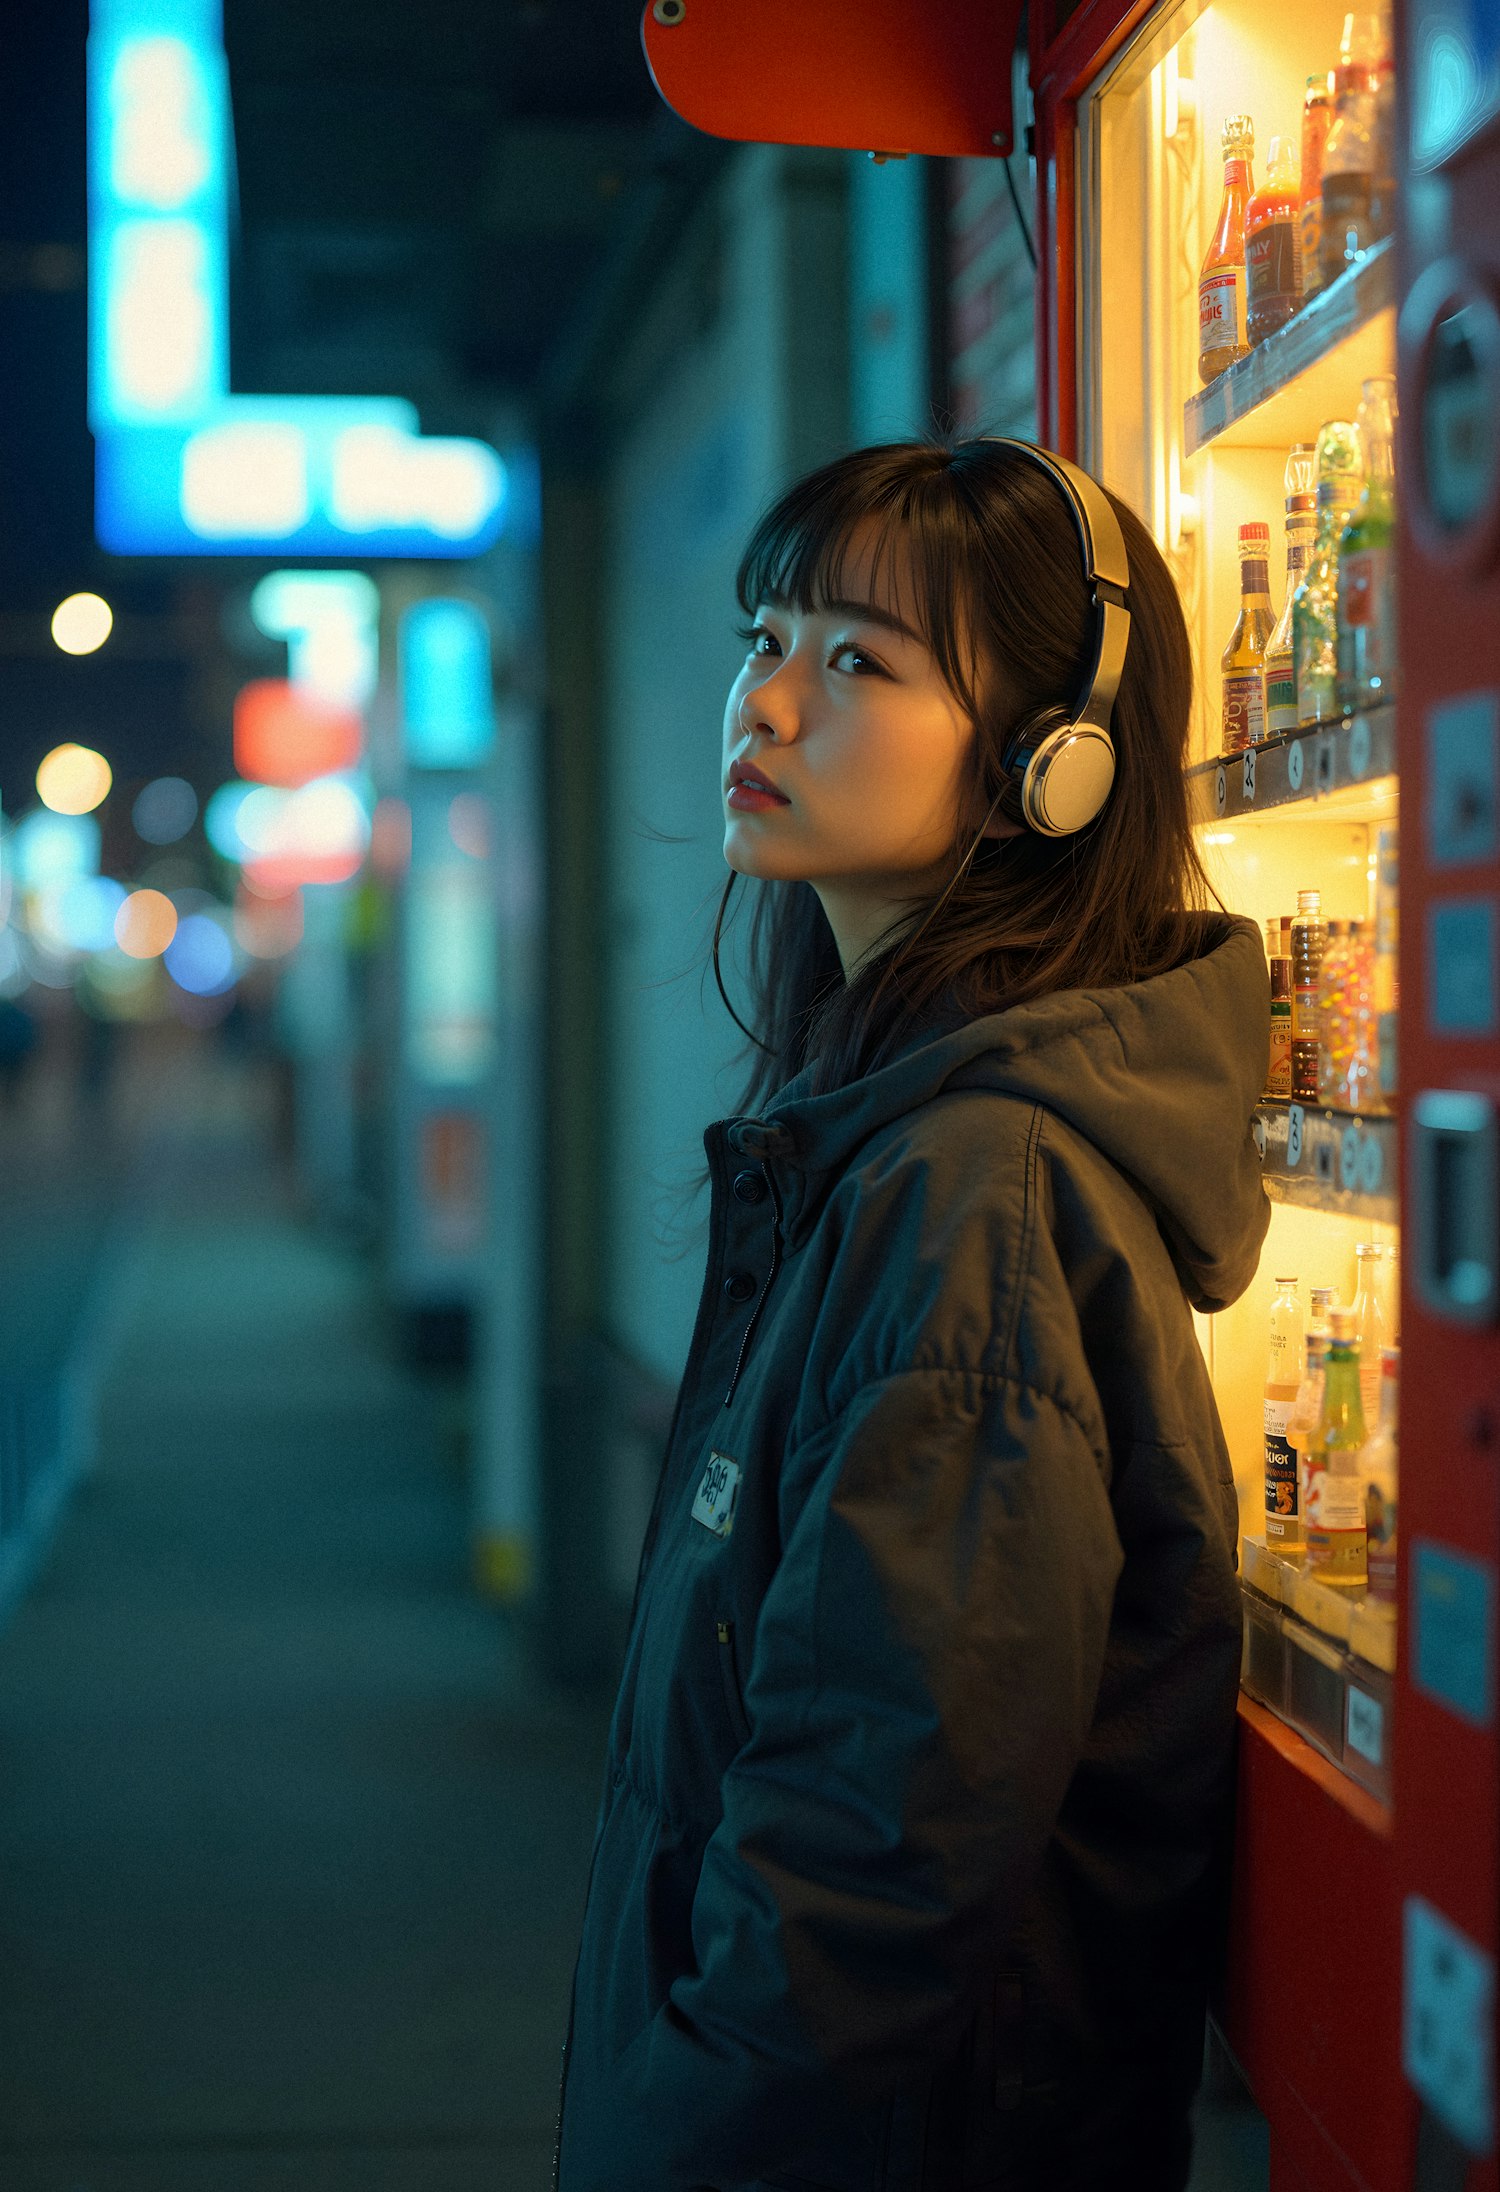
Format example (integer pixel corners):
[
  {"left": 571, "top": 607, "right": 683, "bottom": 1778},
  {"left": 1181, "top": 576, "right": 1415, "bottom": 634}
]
[
  {"left": 1305, "top": 1305, "right": 1368, "bottom": 1587},
  {"left": 1337, "top": 375, "right": 1398, "bottom": 712},
  {"left": 1292, "top": 418, "right": 1361, "bottom": 726}
]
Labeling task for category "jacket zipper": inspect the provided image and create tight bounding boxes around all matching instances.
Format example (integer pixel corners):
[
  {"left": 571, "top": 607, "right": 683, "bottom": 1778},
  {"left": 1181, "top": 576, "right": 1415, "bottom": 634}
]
[
  {"left": 550, "top": 1772, "right": 617, "bottom": 2192},
  {"left": 715, "top": 1619, "right": 752, "bottom": 1744},
  {"left": 724, "top": 1162, "right": 783, "bottom": 1407}
]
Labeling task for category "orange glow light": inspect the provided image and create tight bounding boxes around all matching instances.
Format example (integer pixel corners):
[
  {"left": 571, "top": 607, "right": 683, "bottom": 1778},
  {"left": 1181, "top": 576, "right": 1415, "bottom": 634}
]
[
  {"left": 233, "top": 678, "right": 364, "bottom": 787},
  {"left": 114, "top": 888, "right": 178, "bottom": 959}
]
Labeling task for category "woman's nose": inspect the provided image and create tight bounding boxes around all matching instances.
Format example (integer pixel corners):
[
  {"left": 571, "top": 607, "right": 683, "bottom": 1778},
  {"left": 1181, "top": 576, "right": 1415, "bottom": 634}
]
[{"left": 738, "top": 664, "right": 799, "bottom": 742}]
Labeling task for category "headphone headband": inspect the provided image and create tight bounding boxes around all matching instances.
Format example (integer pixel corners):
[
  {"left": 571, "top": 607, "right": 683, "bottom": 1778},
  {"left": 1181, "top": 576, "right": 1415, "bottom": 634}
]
[{"left": 983, "top": 439, "right": 1133, "bottom": 833}]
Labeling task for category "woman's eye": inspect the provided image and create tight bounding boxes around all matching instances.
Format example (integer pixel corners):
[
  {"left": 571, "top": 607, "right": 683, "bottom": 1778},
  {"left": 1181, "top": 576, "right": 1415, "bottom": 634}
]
[
  {"left": 736, "top": 622, "right": 781, "bottom": 659},
  {"left": 833, "top": 643, "right": 886, "bottom": 676}
]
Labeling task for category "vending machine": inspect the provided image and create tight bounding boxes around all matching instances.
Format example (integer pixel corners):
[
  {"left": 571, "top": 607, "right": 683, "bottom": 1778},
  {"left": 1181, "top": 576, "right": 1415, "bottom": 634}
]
[{"left": 643, "top": 0, "right": 1499, "bottom": 2183}]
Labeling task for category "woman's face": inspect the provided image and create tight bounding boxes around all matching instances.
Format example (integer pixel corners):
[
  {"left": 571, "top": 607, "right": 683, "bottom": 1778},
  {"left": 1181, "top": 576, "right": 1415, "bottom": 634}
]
[{"left": 721, "top": 534, "right": 1015, "bottom": 976}]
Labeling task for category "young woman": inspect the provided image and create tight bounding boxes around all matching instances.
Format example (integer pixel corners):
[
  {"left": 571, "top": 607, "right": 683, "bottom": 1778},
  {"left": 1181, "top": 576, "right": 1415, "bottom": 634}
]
[{"left": 555, "top": 438, "right": 1271, "bottom": 2192}]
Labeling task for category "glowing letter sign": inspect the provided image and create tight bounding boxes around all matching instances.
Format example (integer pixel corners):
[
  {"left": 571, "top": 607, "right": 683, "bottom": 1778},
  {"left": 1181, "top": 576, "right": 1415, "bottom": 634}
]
[
  {"left": 399, "top": 600, "right": 496, "bottom": 770},
  {"left": 88, "top": 0, "right": 507, "bottom": 557}
]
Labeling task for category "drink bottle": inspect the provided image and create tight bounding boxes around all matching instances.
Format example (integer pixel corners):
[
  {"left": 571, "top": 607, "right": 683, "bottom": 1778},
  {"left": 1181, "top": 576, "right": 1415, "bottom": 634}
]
[
  {"left": 1264, "top": 443, "right": 1317, "bottom": 733},
  {"left": 1264, "top": 1276, "right": 1305, "bottom": 1549},
  {"left": 1337, "top": 376, "right": 1398, "bottom": 712},
  {"left": 1246, "top": 135, "right": 1302, "bottom": 343},
  {"left": 1292, "top": 418, "right": 1362, "bottom": 726},
  {"left": 1305, "top": 1306, "right": 1368, "bottom": 1587},
  {"left": 1265, "top": 918, "right": 1293, "bottom": 1099},
  {"left": 1320, "top": 9, "right": 1393, "bottom": 285},
  {"left": 1291, "top": 888, "right": 1326, "bottom": 1103},
  {"left": 1299, "top": 72, "right": 1335, "bottom": 304},
  {"left": 1221, "top": 522, "right": 1276, "bottom": 752},
  {"left": 1199, "top": 116, "right": 1255, "bottom": 382}
]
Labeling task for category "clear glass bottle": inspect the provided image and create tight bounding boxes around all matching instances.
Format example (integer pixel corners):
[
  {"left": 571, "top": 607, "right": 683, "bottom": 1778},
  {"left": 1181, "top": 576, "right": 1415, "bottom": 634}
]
[
  {"left": 1199, "top": 115, "right": 1255, "bottom": 382},
  {"left": 1291, "top": 888, "right": 1327, "bottom": 1102},
  {"left": 1288, "top": 1327, "right": 1331, "bottom": 1545},
  {"left": 1299, "top": 72, "right": 1336, "bottom": 306},
  {"left": 1351, "top": 1241, "right": 1392, "bottom": 1424},
  {"left": 1265, "top": 1275, "right": 1305, "bottom": 1549},
  {"left": 1363, "top": 1344, "right": 1400, "bottom": 1608},
  {"left": 1292, "top": 418, "right": 1362, "bottom": 726},
  {"left": 1320, "top": 9, "right": 1393, "bottom": 285},
  {"left": 1305, "top": 1305, "right": 1368, "bottom": 1587},
  {"left": 1337, "top": 376, "right": 1398, "bottom": 712},
  {"left": 1221, "top": 521, "right": 1276, "bottom": 752},
  {"left": 1264, "top": 442, "right": 1318, "bottom": 733}
]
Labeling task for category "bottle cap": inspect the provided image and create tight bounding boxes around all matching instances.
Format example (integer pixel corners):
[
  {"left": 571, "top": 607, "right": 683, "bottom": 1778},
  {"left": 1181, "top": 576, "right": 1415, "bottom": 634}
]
[
  {"left": 1297, "top": 888, "right": 1322, "bottom": 911},
  {"left": 1239, "top": 522, "right": 1271, "bottom": 546},
  {"left": 1381, "top": 1345, "right": 1400, "bottom": 1370},
  {"left": 1275, "top": 1275, "right": 1300, "bottom": 1286},
  {"left": 1311, "top": 1284, "right": 1336, "bottom": 1306},
  {"left": 1223, "top": 113, "right": 1255, "bottom": 154},
  {"left": 1329, "top": 1306, "right": 1357, "bottom": 1341}
]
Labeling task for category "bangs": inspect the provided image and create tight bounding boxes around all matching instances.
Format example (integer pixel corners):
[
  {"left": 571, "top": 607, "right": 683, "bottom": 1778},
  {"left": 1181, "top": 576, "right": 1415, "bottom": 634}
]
[{"left": 734, "top": 449, "right": 986, "bottom": 714}]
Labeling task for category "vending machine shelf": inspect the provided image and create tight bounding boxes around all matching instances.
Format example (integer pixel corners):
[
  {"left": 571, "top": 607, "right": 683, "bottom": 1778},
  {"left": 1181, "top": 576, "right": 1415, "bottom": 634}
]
[
  {"left": 1239, "top": 1539, "right": 1396, "bottom": 1812},
  {"left": 1184, "top": 237, "right": 1396, "bottom": 456},
  {"left": 1188, "top": 705, "right": 1396, "bottom": 823},
  {"left": 1253, "top": 1099, "right": 1397, "bottom": 1221}
]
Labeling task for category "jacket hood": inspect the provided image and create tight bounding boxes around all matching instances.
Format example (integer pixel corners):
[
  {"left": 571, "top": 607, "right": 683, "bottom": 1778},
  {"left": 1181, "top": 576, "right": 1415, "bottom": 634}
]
[{"left": 741, "top": 911, "right": 1271, "bottom": 1314}]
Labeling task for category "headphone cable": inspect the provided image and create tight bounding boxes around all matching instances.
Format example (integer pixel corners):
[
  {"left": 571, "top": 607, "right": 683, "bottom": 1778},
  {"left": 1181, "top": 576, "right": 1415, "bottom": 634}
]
[{"left": 1002, "top": 155, "right": 1037, "bottom": 271}]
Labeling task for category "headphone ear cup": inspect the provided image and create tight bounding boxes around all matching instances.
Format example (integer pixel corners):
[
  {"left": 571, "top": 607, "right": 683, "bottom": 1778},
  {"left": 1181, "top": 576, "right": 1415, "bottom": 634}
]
[
  {"left": 1001, "top": 707, "right": 1115, "bottom": 836},
  {"left": 997, "top": 706, "right": 1071, "bottom": 830}
]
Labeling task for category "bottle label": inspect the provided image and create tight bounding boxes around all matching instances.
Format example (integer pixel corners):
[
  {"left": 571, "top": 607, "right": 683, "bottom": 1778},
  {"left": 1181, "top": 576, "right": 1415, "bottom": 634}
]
[
  {"left": 1293, "top": 982, "right": 1321, "bottom": 1038},
  {"left": 1247, "top": 222, "right": 1299, "bottom": 317},
  {"left": 1305, "top": 1460, "right": 1365, "bottom": 1532},
  {"left": 1300, "top": 196, "right": 1323, "bottom": 291},
  {"left": 1341, "top": 545, "right": 1395, "bottom": 676},
  {"left": 1265, "top": 1007, "right": 1293, "bottom": 1097},
  {"left": 1264, "top": 1399, "right": 1298, "bottom": 1524},
  {"left": 1264, "top": 648, "right": 1298, "bottom": 733},
  {"left": 1222, "top": 668, "right": 1265, "bottom": 751},
  {"left": 1199, "top": 269, "right": 1241, "bottom": 350}
]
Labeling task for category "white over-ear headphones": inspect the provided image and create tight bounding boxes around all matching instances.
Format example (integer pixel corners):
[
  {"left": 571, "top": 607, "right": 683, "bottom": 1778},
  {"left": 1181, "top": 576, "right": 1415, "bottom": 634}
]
[{"left": 986, "top": 440, "right": 1131, "bottom": 838}]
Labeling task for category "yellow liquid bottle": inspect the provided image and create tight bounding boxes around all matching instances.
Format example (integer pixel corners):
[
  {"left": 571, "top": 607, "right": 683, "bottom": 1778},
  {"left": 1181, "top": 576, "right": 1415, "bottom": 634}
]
[{"left": 1305, "top": 1306, "right": 1368, "bottom": 1587}]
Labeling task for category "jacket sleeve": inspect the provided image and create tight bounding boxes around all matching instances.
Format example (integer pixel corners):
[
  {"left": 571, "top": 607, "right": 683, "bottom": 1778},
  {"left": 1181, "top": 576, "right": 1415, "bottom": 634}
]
[{"left": 597, "top": 1361, "right": 1124, "bottom": 2192}]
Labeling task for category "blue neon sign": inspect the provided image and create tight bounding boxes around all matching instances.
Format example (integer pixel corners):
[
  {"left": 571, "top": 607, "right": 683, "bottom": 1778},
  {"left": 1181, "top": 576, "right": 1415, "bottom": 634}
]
[
  {"left": 400, "top": 601, "right": 496, "bottom": 769},
  {"left": 87, "top": 0, "right": 507, "bottom": 557}
]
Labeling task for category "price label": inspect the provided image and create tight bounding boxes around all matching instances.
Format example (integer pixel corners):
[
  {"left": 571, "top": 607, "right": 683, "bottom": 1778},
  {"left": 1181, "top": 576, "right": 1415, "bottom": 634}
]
[
  {"left": 1216, "top": 765, "right": 1228, "bottom": 816},
  {"left": 1341, "top": 1124, "right": 1362, "bottom": 1190},
  {"left": 1349, "top": 717, "right": 1372, "bottom": 780},
  {"left": 1359, "top": 1132, "right": 1385, "bottom": 1195},
  {"left": 1286, "top": 1103, "right": 1304, "bottom": 1167},
  {"left": 1242, "top": 746, "right": 1257, "bottom": 803},
  {"left": 1315, "top": 734, "right": 1336, "bottom": 793},
  {"left": 1288, "top": 739, "right": 1305, "bottom": 793},
  {"left": 1315, "top": 1136, "right": 1336, "bottom": 1187}
]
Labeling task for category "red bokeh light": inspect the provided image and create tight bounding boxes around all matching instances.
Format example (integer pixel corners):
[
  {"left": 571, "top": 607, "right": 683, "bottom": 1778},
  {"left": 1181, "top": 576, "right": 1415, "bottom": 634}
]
[{"left": 233, "top": 679, "right": 363, "bottom": 788}]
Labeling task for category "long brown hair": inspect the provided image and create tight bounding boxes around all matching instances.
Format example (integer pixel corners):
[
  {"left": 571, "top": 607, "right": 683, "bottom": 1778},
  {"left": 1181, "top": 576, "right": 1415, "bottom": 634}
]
[{"left": 716, "top": 436, "right": 1225, "bottom": 1109}]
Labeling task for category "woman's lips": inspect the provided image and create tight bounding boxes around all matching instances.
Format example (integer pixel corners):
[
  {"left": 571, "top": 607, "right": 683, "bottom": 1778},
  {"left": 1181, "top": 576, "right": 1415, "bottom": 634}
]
[{"left": 727, "top": 781, "right": 790, "bottom": 811}]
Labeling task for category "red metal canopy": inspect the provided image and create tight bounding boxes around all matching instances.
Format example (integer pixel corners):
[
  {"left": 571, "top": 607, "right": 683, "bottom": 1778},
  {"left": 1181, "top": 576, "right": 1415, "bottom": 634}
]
[{"left": 640, "top": 0, "right": 1022, "bottom": 159}]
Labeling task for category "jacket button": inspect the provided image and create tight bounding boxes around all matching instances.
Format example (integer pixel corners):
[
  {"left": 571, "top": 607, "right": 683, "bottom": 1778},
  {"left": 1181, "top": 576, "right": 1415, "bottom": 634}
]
[
  {"left": 723, "top": 1271, "right": 758, "bottom": 1302},
  {"left": 732, "top": 1169, "right": 767, "bottom": 1205}
]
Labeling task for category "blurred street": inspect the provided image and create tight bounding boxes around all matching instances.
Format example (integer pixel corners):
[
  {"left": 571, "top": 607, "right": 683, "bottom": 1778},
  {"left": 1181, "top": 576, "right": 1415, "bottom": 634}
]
[{"left": 0, "top": 1033, "right": 609, "bottom": 2192}]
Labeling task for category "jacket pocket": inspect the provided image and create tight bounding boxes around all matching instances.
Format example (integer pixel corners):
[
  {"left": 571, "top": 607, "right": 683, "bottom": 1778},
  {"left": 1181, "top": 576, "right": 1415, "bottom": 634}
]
[{"left": 715, "top": 1618, "right": 752, "bottom": 1745}]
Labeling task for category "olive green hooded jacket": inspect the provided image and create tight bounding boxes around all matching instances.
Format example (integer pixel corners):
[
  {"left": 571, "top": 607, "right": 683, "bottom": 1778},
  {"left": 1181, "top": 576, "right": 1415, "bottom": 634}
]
[{"left": 557, "top": 910, "right": 1271, "bottom": 2192}]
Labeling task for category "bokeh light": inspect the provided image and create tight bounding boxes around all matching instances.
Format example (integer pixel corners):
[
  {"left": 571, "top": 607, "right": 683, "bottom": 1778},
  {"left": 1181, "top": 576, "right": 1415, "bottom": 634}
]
[
  {"left": 133, "top": 776, "right": 198, "bottom": 845},
  {"left": 37, "top": 744, "right": 113, "bottom": 816},
  {"left": 12, "top": 809, "right": 100, "bottom": 889},
  {"left": 448, "top": 792, "right": 489, "bottom": 861},
  {"left": 114, "top": 888, "right": 178, "bottom": 959},
  {"left": 369, "top": 796, "right": 412, "bottom": 879},
  {"left": 50, "top": 593, "right": 114, "bottom": 656},
  {"left": 233, "top": 885, "right": 302, "bottom": 958},
  {"left": 205, "top": 780, "right": 256, "bottom": 862},
  {"left": 37, "top": 876, "right": 127, "bottom": 954},
  {"left": 163, "top": 911, "right": 235, "bottom": 995}
]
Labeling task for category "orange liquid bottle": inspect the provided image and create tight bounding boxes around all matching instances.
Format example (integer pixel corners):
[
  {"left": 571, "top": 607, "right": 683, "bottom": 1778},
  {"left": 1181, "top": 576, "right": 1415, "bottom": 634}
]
[
  {"left": 1299, "top": 72, "right": 1335, "bottom": 304},
  {"left": 1199, "top": 114, "right": 1255, "bottom": 382},
  {"left": 1246, "top": 135, "right": 1302, "bottom": 344}
]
